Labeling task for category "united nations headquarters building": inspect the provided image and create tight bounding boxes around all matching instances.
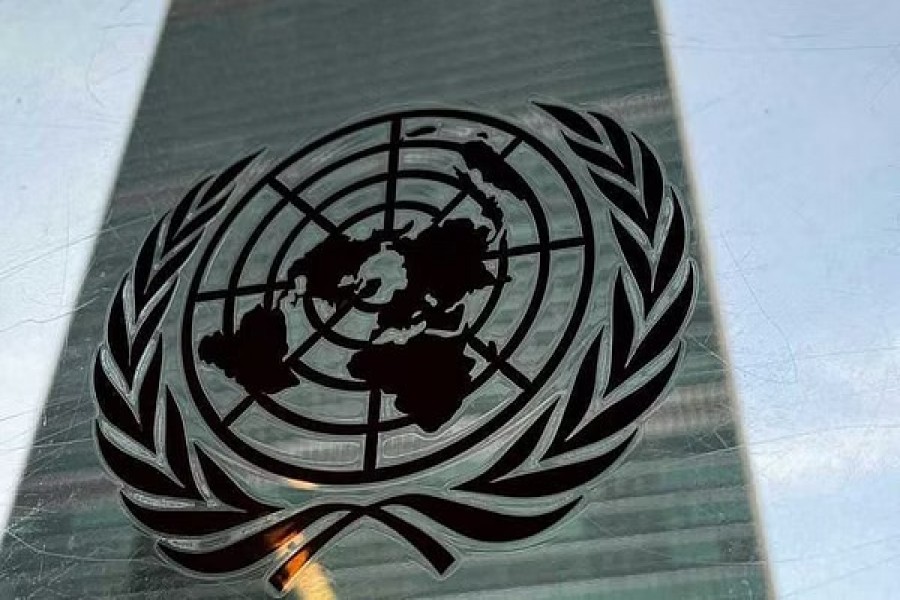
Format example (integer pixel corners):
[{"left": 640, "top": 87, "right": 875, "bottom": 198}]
[{"left": 0, "top": 1, "right": 772, "bottom": 598}]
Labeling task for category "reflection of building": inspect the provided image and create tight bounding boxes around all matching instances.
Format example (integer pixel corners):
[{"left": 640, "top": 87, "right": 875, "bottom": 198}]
[{"left": 0, "top": 1, "right": 771, "bottom": 598}]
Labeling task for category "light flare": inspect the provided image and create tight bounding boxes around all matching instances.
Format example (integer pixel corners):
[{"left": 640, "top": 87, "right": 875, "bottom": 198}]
[{"left": 274, "top": 533, "right": 336, "bottom": 600}]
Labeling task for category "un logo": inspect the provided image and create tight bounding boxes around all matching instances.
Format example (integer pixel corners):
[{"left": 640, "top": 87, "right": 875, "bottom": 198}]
[{"left": 92, "top": 103, "right": 696, "bottom": 595}]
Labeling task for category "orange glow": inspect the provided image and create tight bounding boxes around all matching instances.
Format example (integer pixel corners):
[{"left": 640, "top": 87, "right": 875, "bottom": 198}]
[
  {"left": 275, "top": 534, "right": 335, "bottom": 600},
  {"left": 286, "top": 479, "right": 319, "bottom": 491}
]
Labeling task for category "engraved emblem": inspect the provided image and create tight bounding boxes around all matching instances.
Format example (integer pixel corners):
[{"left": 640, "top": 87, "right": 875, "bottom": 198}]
[{"left": 92, "top": 104, "right": 697, "bottom": 595}]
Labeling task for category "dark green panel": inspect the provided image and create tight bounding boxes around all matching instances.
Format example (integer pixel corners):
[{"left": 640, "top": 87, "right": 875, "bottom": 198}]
[{"left": 1, "top": 1, "right": 770, "bottom": 598}]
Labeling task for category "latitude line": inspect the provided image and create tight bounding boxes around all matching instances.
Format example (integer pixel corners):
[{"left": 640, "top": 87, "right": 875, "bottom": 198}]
[
  {"left": 284, "top": 300, "right": 354, "bottom": 365},
  {"left": 196, "top": 281, "right": 292, "bottom": 302},
  {"left": 483, "top": 236, "right": 585, "bottom": 260},
  {"left": 467, "top": 337, "right": 532, "bottom": 390},
  {"left": 268, "top": 178, "right": 340, "bottom": 235},
  {"left": 363, "top": 390, "right": 381, "bottom": 471},
  {"left": 383, "top": 119, "right": 402, "bottom": 233}
]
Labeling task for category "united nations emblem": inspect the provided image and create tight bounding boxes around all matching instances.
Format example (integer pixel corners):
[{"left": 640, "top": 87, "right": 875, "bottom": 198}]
[{"left": 92, "top": 103, "right": 697, "bottom": 595}]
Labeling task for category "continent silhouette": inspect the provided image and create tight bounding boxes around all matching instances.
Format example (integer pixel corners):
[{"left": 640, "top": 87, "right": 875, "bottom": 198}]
[
  {"left": 198, "top": 304, "right": 298, "bottom": 395},
  {"left": 202, "top": 186, "right": 510, "bottom": 432},
  {"left": 289, "top": 217, "right": 501, "bottom": 431},
  {"left": 373, "top": 219, "right": 500, "bottom": 337},
  {"left": 347, "top": 334, "right": 475, "bottom": 432}
]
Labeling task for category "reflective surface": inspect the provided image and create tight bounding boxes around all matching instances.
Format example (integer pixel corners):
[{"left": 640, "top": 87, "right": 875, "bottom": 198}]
[
  {"left": 1, "top": 1, "right": 769, "bottom": 597},
  {"left": 2, "top": 1, "right": 896, "bottom": 599},
  {"left": 661, "top": 3, "right": 900, "bottom": 597}
]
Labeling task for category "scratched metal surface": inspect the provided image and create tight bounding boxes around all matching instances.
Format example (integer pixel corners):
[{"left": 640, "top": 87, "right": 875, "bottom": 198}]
[{"left": 0, "top": 1, "right": 772, "bottom": 598}]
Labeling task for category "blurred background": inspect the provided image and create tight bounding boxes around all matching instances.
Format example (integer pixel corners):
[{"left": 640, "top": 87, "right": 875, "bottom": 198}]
[{"left": 1, "top": 1, "right": 898, "bottom": 597}]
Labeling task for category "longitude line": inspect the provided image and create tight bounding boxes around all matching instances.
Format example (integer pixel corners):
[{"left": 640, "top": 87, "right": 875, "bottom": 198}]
[
  {"left": 432, "top": 189, "right": 468, "bottom": 225},
  {"left": 468, "top": 337, "right": 532, "bottom": 391},
  {"left": 500, "top": 136, "right": 522, "bottom": 158},
  {"left": 431, "top": 135, "right": 519, "bottom": 227},
  {"left": 363, "top": 390, "right": 381, "bottom": 471},
  {"left": 223, "top": 395, "right": 257, "bottom": 427},
  {"left": 269, "top": 178, "right": 339, "bottom": 235},
  {"left": 285, "top": 300, "right": 354, "bottom": 364}
]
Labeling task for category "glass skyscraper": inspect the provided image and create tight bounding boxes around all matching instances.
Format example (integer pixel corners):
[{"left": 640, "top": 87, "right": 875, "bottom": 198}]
[{"left": 1, "top": 1, "right": 771, "bottom": 598}]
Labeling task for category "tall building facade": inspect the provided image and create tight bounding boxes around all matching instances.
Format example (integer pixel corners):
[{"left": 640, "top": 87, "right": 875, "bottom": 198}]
[{"left": 1, "top": 1, "right": 771, "bottom": 598}]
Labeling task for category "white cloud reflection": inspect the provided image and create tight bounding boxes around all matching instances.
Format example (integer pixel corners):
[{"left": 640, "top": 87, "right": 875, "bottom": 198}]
[
  {"left": 2, "top": 2, "right": 899, "bottom": 598},
  {"left": 660, "top": 0, "right": 900, "bottom": 597},
  {"left": 0, "top": 1, "right": 168, "bottom": 525}
]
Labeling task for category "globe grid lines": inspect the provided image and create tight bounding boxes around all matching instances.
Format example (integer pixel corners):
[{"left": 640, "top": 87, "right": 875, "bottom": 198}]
[
  {"left": 193, "top": 117, "right": 579, "bottom": 472},
  {"left": 198, "top": 189, "right": 563, "bottom": 443},
  {"left": 203, "top": 135, "right": 538, "bottom": 419},
  {"left": 201, "top": 197, "right": 544, "bottom": 463},
  {"left": 181, "top": 108, "right": 595, "bottom": 484},
  {"left": 193, "top": 233, "right": 586, "bottom": 305}
]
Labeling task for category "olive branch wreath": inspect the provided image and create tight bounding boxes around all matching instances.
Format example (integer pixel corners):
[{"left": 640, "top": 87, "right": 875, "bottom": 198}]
[{"left": 92, "top": 105, "right": 697, "bottom": 596}]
